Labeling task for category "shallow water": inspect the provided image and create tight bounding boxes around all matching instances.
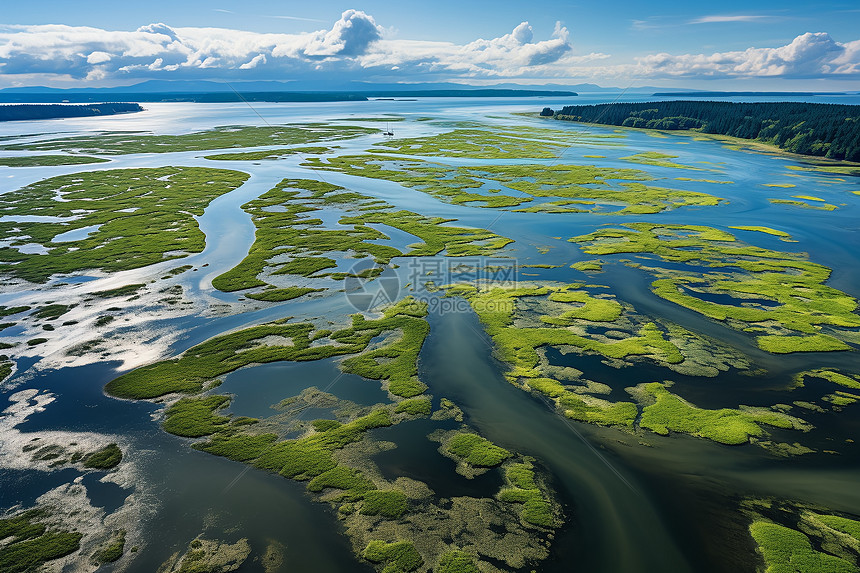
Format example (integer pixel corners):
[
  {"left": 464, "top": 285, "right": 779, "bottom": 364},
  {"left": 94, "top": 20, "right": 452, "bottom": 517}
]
[{"left": 1, "top": 95, "right": 860, "bottom": 572}]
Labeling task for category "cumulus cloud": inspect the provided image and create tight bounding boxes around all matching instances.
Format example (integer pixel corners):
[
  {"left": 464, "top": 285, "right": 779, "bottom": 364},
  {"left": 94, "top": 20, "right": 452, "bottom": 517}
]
[
  {"left": 2, "top": 12, "right": 852, "bottom": 86},
  {"left": 0, "top": 14, "right": 589, "bottom": 84},
  {"left": 636, "top": 32, "right": 858, "bottom": 78},
  {"left": 355, "top": 21, "right": 593, "bottom": 79},
  {"left": 303, "top": 9, "right": 382, "bottom": 56}
]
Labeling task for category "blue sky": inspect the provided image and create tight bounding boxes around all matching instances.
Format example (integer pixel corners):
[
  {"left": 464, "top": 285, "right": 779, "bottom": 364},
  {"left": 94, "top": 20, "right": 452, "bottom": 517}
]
[{"left": 1, "top": 1, "right": 859, "bottom": 90}]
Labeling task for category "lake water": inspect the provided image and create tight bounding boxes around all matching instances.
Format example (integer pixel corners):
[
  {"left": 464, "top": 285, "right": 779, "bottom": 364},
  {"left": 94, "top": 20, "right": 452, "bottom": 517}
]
[{"left": 1, "top": 94, "right": 859, "bottom": 572}]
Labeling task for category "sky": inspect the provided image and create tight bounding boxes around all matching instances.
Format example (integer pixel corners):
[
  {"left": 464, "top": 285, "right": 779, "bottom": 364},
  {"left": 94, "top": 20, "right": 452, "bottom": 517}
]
[{"left": 1, "top": 0, "right": 859, "bottom": 90}]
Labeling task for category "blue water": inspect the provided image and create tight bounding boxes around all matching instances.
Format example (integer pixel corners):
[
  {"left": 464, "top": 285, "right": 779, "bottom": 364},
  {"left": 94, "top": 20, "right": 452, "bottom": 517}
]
[{"left": 1, "top": 96, "right": 859, "bottom": 573}]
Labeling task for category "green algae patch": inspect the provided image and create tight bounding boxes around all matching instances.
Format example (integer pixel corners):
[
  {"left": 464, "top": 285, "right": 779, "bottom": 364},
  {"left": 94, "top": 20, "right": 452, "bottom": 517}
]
[
  {"left": 244, "top": 287, "right": 322, "bottom": 302},
  {"left": 307, "top": 466, "right": 376, "bottom": 500},
  {"left": 306, "top": 155, "right": 722, "bottom": 214},
  {"left": 360, "top": 490, "right": 409, "bottom": 518},
  {"left": 437, "top": 550, "right": 479, "bottom": 573},
  {"left": 158, "top": 537, "right": 251, "bottom": 573},
  {"left": 787, "top": 163, "right": 860, "bottom": 176},
  {"left": 571, "top": 223, "right": 860, "bottom": 352},
  {"left": 162, "top": 396, "right": 233, "bottom": 438},
  {"left": 0, "top": 358, "right": 12, "bottom": 383},
  {"left": 394, "top": 397, "right": 432, "bottom": 416},
  {"left": 92, "top": 530, "right": 125, "bottom": 564},
  {"left": 620, "top": 151, "right": 703, "bottom": 170},
  {"left": 363, "top": 540, "right": 422, "bottom": 573},
  {"left": 0, "top": 509, "right": 83, "bottom": 573},
  {"left": 497, "top": 461, "right": 558, "bottom": 528},
  {"left": 769, "top": 198, "right": 838, "bottom": 211},
  {"left": 31, "top": 304, "right": 73, "bottom": 320},
  {"left": 757, "top": 334, "right": 850, "bottom": 354},
  {"left": 0, "top": 155, "right": 108, "bottom": 167},
  {"left": 815, "top": 514, "right": 860, "bottom": 541},
  {"left": 729, "top": 226, "right": 795, "bottom": 242},
  {"left": 793, "top": 194, "right": 826, "bottom": 202},
  {"left": 3, "top": 124, "right": 377, "bottom": 155},
  {"left": 676, "top": 177, "right": 734, "bottom": 184},
  {"left": 557, "top": 392, "right": 639, "bottom": 428},
  {"left": 445, "top": 432, "right": 511, "bottom": 468},
  {"left": 571, "top": 260, "right": 604, "bottom": 272},
  {"left": 634, "top": 382, "right": 804, "bottom": 445},
  {"left": 542, "top": 290, "right": 623, "bottom": 323},
  {"left": 0, "top": 167, "right": 249, "bottom": 282},
  {"left": 83, "top": 443, "right": 122, "bottom": 469},
  {"left": 762, "top": 183, "right": 797, "bottom": 188},
  {"left": 91, "top": 284, "right": 145, "bottom": 298},
  {"left": 795, "top": 369, "right": 860, "bottom": 390},
  {"left": 824, "top": 391, "right": 860, "bottom": 407},
  {"left": 749, "top": 521, "right": 859, "bottom": 573}
]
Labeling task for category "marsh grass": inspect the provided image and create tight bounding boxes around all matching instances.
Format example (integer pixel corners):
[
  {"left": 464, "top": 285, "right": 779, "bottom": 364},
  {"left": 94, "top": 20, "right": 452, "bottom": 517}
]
[
  {"left": 82, "top": 443, "right": 122, "bottom": 469},
  {"left": 0, "top": 155, "right": 108, "bottom": 167},
  {"left": 0, "top": 510, "right": 83, "bottom": 573},
  {"left": 572, "top": 223, "right": 860, "bottom": 352},
  {"left": 305, "top": 155, "right": 721, "bottom": 214},
  {"left": 445, "top": 432, "right": 511, "bottom": 467},
  {"left": 3, "top": 125, "right": 376, "bottom": 155},
  {"left": 211, "top": 178, "right": 511, "bottom": 301},
  {"left": 0, "top": 167, "right": 249, "bottom": 282},
  {"left": 635, "top": 382, "right": 802, "bottom": 445},
  {"left": 363, "top": 540, "right": 422, "bottom": 573}
]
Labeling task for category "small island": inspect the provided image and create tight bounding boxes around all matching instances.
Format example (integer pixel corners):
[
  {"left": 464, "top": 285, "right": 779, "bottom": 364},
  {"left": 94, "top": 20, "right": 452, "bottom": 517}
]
[{"left": 0, "top": 103, "right": 143, "bottom": 122}]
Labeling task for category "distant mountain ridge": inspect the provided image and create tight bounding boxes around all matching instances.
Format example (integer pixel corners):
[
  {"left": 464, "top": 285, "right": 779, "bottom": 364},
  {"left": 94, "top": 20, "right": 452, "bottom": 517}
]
[
  {"left": 0, "top": 81, "right": 580, "bottom": 104},
  {"left": 0, "top": 79, "right": 683, "bottom": 95}
]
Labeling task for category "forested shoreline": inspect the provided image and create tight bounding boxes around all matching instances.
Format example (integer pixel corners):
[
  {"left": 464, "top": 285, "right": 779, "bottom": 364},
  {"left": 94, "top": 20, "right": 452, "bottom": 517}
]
[
  {"left": 0, "top": 103, "right": 144, "bottom": 122},
  {"left": 547, "top": 101, "right": 860, "bottom": 162}
]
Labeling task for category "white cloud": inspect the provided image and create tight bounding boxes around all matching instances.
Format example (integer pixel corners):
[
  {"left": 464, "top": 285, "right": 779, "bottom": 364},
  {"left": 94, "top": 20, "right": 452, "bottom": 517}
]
[
  {"left": 0, "top": 15, "right": 585, "bottom": 84},
  {"left": 0, "top": 13, "right": 855, "bottom": 86},
  {"left": 636, "top": 32, "right": 858, "bottom": 79},
  {"left": 689, "top": 15, "right": 770, "bottom": 24}
]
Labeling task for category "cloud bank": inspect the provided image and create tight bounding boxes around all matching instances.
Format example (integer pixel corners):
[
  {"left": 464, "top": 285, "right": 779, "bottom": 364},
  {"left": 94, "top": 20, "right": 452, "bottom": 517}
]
[
  {"left": 636, "top": 32, "right": 859, "bottom": 79},
  {"left": 0, "top": 11, "right": 588, "bottom": 84},
  {"left": 0, "top": 10, "right": 857, "bottom": 86}
]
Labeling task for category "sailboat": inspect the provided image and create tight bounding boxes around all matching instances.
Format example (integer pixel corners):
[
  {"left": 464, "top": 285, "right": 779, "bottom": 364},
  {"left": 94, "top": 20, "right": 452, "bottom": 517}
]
[{"left": 383, "top": 122, "right": 394, "bottom": 137}]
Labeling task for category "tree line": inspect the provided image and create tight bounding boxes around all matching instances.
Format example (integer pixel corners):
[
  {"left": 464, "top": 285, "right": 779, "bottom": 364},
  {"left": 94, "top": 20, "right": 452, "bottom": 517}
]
[
  {"left": 549, "top": 101, "right": 860, "bottom": 162},
  {"left": 0, "top": 103, "right": 143, "bottom": 122}
]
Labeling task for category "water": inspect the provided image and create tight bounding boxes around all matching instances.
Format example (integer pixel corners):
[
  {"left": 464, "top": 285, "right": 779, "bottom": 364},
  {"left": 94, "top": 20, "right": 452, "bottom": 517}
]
[
  {"left": 1, "top": 95, "right": 859, "bottom": 572},
  {"left": 51, "top": 224, "right": 101, "bottom": 243}
]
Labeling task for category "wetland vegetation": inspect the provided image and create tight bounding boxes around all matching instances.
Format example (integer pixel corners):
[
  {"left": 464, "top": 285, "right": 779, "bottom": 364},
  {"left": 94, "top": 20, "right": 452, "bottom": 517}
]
[
  {"left": 571, "top": 223, "right": 860, "bottom": 351},
  {"left": 210, "top": 178, "right": 512, "bottom": 301},
  {"left": 307, "top": 153, "right": 722, "bottom": 213},
  {"left": 2, "top": 124, "right": 377, "bottom": 155},
  {"left": 103, "top": 298, "right": 562, "bottom": 571},
  {"left": 2, "top": 103, "right": 859, "bottom": 573},
  {"left": 0, "top": 167, "right": 248, "bottom": 282}
]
